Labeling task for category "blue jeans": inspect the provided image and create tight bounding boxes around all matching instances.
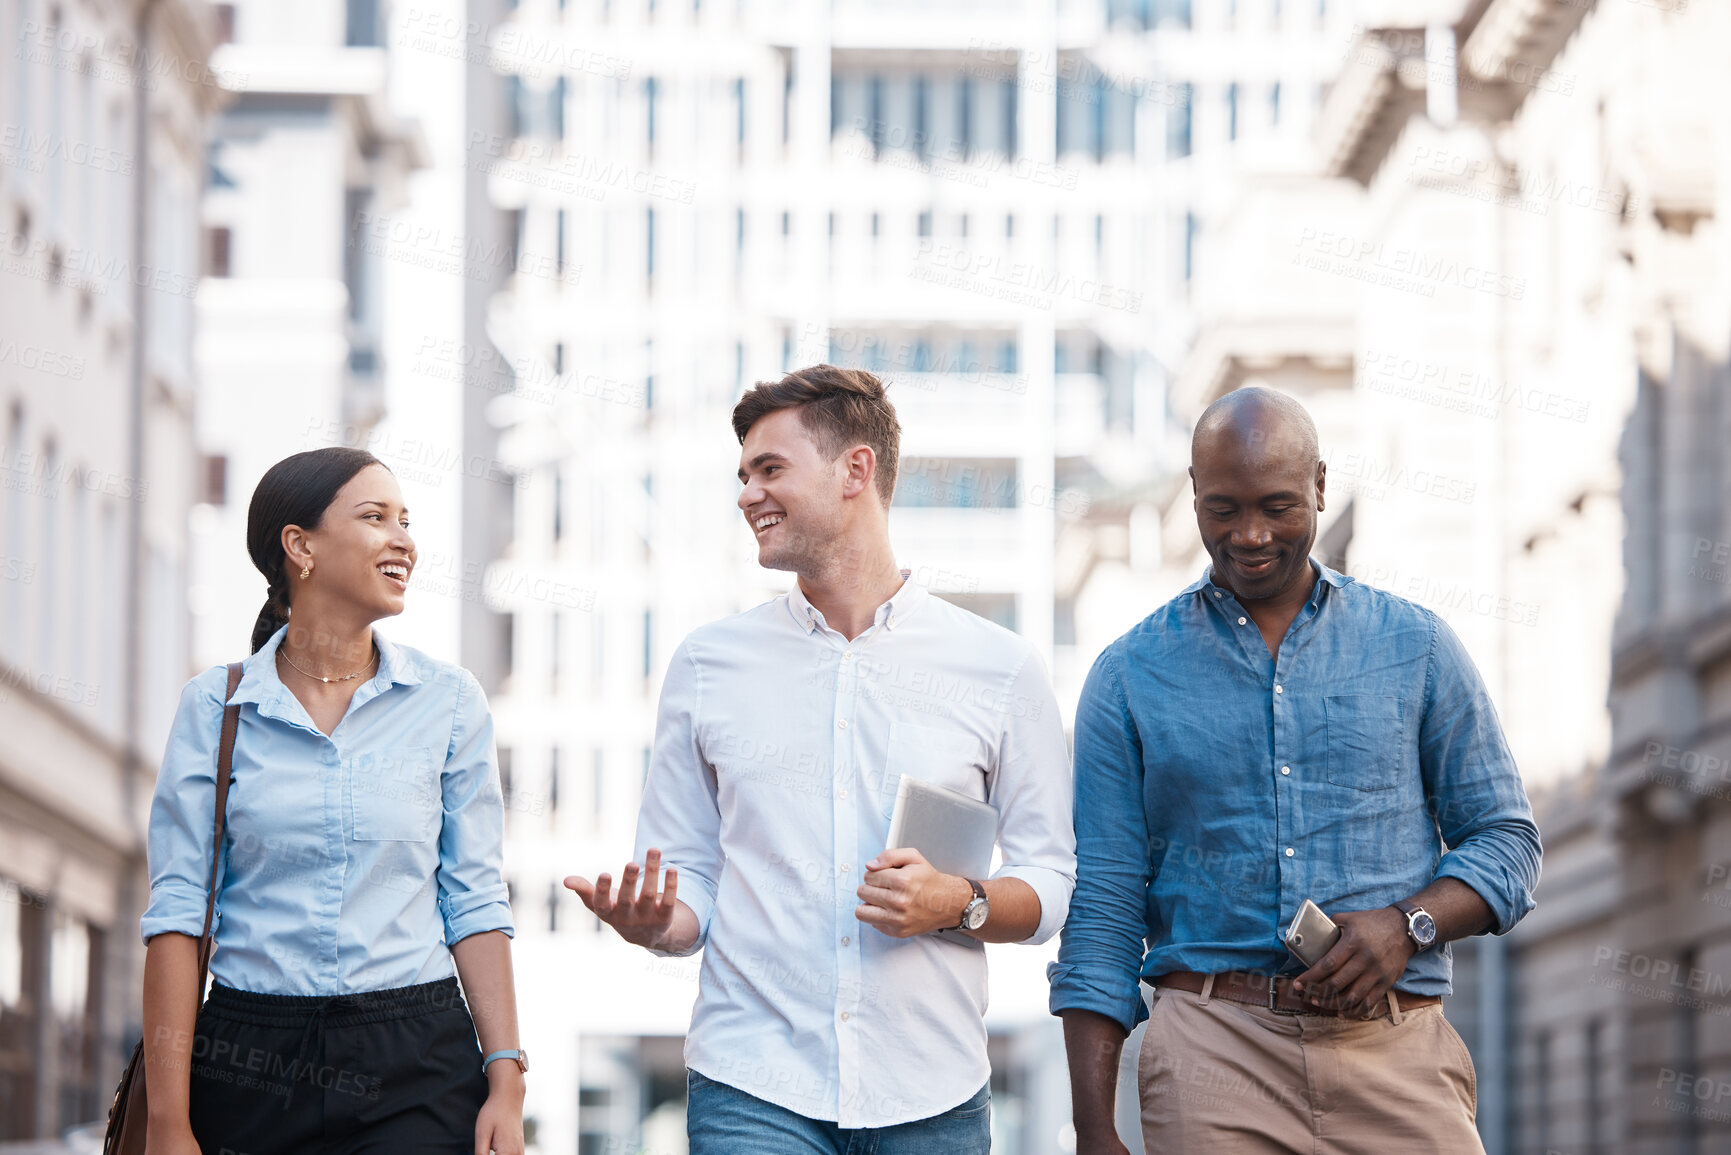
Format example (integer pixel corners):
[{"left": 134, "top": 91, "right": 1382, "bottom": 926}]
[{"left": 686, "top": 1069, "right": 991, "bottom": 1155}]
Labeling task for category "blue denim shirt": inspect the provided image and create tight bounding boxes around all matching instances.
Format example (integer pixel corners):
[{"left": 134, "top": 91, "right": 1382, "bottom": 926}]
[
  {"left": 1048, "top": 562, "right": 1541, "bottom": 1033},
  {"left": 141, "top": 625, "right": 514, "bottom": 996}
]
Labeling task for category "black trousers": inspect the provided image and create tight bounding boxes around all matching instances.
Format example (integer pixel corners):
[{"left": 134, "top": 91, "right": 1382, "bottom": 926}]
[{"left": 187, "top": 977, "right": 488, "bottom": 1155}]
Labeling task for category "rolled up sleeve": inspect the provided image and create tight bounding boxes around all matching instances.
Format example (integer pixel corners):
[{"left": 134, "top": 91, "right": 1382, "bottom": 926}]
[
  {"left": 437, "top": 671, "right": 515, "bottom": 945},
  {"left": 987, "top": 645, "right": 1075, "bottom": 946},
  {"left": 633, "top": 641, "right": 722, "bottom": 956},
  {"left": 141, "top": 673, "right": 226, "bottom": 945},
  {"left": 1048, "top": 645, "right": 1152, "bottom": 1035},
  {"left": 1419, "top": 615, "right": 1543, "bottom": 936}
]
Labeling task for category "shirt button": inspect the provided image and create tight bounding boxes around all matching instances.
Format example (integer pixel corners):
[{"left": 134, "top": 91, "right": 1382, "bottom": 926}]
[
  {"left": 1274, "top": 684, "right": 1284, "bottom": 694},
  {"left": 1281, "top": 766, "right": 1291, "bottom": 776},
  {"left": 1213, "top": 591, "right": 1222, "bottom": 598},
  {"left": 838, "top": 718, "right": 849, "bottom": 729},
  {"left": 1285, "top": 847, "right": 1295, "bottom": 857},
  {"left": 841, "top": 863, "right": 851, "bottom": 873},
  {"left": 1238, "top": 617, "right": 1247, "bottom": 625},
  {"left": 841, "top": 936, "right": 850, "bottom": 946},
  {"left": 843, "top": 651, "right": 853, "bottom": 660},
  {"left": 840, "top": 1011, "right": 851, "bottom": 1021},
  {"left": 838, "top": 789, "right": 848, "bottom": 799}
]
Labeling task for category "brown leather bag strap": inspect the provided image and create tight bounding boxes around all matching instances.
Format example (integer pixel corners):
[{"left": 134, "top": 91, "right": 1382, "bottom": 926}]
[{"left": 196, "top": 662, "right": 244, "bottom": 988}]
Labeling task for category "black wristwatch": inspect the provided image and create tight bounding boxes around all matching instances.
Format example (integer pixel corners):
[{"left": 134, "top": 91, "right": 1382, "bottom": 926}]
[
  {"left": 1392, "top": 899, "right": 1437, "bottom": 953},
  {"left": 955, "top": 879, "right": 989, "bottom": 931}
]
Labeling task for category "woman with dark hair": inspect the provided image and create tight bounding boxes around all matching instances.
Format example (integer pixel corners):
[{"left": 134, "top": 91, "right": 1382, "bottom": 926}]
[{"left": 138, "top": 448, "right": 526, "bottom": 1155}]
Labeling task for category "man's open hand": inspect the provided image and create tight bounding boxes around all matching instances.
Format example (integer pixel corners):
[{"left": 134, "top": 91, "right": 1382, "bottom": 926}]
[
  {"left": 855, "top": 847, "right": 971, "bottom": 938},
  {"left": 1292, "top": 907, "right": 1416, "bottom": 1018},
  {"left": 565, "top": 848, "right": 681, "bottom": 951}
]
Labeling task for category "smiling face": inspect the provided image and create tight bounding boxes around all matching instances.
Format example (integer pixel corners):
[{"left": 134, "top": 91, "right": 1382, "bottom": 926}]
[
  {"left": 287, "top": 464, "right": 417, "bottom": 620},
  {"left": 1190, "top": 418, "right": 1325, "bottom": 607},
  {"left": 736, "top": 407, "right": 853, "bottom": 575}
]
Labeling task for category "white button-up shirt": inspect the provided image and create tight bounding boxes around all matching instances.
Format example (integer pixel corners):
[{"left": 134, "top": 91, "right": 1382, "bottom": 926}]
[{"left": 635, "top": 575, "right": 1075, "bottom": 1127}]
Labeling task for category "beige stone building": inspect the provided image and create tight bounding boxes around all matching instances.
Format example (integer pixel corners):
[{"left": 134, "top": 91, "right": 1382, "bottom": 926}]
[
  {"left": 0, "top": 0, "right": 221, "bottom": 1140},
  {"left": 1092, "top": 0, "right": 1729, "bottom": 1152},
  {"left": 1505, "top": 0, "right": 1731, "bottom": 1148},
  {"left": 1402, "top": 1, "right": 1730, "bottom": 1152}
]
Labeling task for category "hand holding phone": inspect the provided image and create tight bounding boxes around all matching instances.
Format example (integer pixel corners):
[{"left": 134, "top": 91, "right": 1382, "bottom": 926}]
[{"left": 1282, "top": 899, "right": 1342, "bottom": 968}]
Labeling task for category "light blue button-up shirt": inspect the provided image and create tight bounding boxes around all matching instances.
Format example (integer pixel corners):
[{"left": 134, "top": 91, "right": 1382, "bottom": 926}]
[
  {"left": 141, "top": 625, "right": 514, "bottom": 996},
  {"left": 1048, "top": 562, "right": 1542, "bottom": 1034}
]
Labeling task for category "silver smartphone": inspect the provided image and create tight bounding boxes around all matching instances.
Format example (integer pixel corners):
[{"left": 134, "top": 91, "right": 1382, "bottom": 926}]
[{"left": 1282, "top": 899, "right": 1341, "bottom": 968}]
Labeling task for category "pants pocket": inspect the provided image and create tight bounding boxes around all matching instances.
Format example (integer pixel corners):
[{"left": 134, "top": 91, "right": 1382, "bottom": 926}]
[
  {"left": 1433, "top": 1010, "right": 1478, "bottom": 1113},
  {"left": 943, "top": 1083, "right": 991, "bottom": 1120},
  {"left": 1137, "top": 996, "right": 1175, "bottom": 1102}
]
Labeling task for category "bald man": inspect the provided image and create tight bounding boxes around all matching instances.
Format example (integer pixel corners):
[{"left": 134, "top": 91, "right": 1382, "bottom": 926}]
[{"left": 1048, "top": 387, "right": 1541, "bottom": 1154}]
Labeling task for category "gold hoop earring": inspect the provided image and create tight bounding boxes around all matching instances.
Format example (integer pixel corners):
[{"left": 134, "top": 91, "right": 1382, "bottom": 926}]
[{"left": 300, "top": 565, "right": 312, "bottom": 580}]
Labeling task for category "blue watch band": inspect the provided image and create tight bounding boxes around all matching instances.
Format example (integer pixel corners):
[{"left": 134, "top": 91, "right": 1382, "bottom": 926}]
[{"left": 482, "top": 1049, "right": 523, "bottom": 1073}]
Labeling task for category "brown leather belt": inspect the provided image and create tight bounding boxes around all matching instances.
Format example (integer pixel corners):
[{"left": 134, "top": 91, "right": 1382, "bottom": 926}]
[{"left": 1153, "top": 970, "right": 1442, "bottom": 1020}]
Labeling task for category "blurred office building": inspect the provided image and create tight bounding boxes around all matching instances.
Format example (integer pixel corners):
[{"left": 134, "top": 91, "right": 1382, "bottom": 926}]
[
  {"left": 188, "top": 0, "right": 427, "bottom": 666},
  {"left": 0, "top": 0, "right": 219, "bottom": 1140},
  {"left": 461, "top": 0, "right": 1353, "bottom": 1150}
]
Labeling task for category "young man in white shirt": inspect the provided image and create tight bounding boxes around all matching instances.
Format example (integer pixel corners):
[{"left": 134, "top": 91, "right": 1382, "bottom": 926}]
[{"left": 566, "top": 364, "right": 1075, "bottom": 1153}]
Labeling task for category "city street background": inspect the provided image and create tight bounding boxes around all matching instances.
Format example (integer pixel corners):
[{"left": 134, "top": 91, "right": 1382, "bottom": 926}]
[{"left": 0, "top": 0, "right": 1725, "bottom": 1151}]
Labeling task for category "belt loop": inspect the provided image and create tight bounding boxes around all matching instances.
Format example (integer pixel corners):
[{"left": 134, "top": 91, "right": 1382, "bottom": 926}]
[
  {"left": 1198, "top": 973, "right": 1215, "bottom": 1007},
  {"left": 1387, "top": 989, "right": 1404, "bottom": 1026}
]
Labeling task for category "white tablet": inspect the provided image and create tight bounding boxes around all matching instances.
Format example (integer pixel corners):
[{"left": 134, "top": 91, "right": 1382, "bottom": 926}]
[{"left": 885, "top": 776, "right": 998, "bottom": 880}]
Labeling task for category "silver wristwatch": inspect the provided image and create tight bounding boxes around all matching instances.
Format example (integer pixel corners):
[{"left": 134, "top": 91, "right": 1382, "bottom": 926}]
[
  {"left": 955, "top": 879, "right": 989, "bottom": 931},
  {"left": 1392, "top": 899, "right": 1437, "bottom": 952}
]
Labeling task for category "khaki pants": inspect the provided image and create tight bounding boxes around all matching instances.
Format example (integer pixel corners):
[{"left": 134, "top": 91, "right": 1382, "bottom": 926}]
[{"left": 1137, "top": 987, "right": 1483, "bottom": 1155}]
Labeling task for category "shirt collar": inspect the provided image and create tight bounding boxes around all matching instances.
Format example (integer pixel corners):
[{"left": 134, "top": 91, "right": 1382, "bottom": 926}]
[
  {"left": 370, "top": 629, "right": 424, "bottom": 687},
  {"left": 1187, "top": 556, "right": 1353, "bottom": 606},
  {"left": 784, "top": 568, "right": 928, "bottom": 636},
  {"left": 234, "top": 623, "right": 421, "bottom": 710}
]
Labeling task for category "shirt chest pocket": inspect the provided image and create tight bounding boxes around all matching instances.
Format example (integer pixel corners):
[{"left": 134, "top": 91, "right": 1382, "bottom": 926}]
[
  {"left": 876, "top": 721, "right": 988, "bottom": 819},
  {"left": 348, "top": 746, "right": 440, "bottom": 842},
  {"left": 1324, "top": 695, "right": 1407, "bottom": 791}
]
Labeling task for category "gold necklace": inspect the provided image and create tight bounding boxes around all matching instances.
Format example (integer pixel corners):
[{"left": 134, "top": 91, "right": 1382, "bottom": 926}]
[{"left": 278, "top": 643, "right": 378, "bottom": 684}]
